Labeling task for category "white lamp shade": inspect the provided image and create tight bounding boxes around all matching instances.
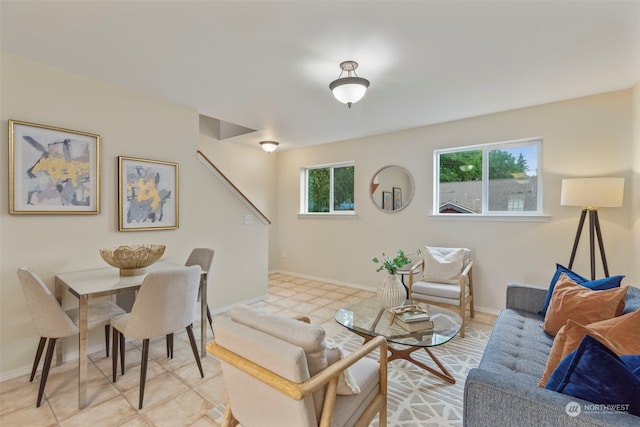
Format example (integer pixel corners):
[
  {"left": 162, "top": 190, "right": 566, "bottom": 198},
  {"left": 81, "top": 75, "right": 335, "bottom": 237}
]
[
  {"left": 561, "top": 178, "right": 624, "bottom": 208},
  {"left": 330, "top": 77, "right": 369, "bottom": 105}
]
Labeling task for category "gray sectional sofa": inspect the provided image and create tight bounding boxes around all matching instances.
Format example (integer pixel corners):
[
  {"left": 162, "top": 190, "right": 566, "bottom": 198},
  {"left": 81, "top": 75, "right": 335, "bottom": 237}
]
[{"left": 464, "top": 283, "right": 640, "bottom": 427}]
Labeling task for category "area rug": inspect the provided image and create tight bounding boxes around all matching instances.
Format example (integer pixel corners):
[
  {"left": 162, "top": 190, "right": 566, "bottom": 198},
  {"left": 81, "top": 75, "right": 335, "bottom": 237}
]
[{"left": 209, "top": 326, "right": 490, "bottom": 426}]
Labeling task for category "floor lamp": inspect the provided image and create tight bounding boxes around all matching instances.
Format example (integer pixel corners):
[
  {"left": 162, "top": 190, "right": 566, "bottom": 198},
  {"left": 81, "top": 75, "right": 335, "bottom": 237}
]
[{"left": 561, "top": 178, "right": 624, "bottom": 280}]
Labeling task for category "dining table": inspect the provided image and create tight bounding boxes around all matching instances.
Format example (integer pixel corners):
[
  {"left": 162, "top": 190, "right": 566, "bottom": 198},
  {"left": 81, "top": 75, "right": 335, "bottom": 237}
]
[{"left": 54, "top": 261, "right": 208, "bottom": 409}]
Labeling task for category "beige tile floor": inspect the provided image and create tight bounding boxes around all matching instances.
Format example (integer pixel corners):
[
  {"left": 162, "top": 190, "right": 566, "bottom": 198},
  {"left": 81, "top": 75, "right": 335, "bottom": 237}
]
[{"left": 0, "top": 273, "right": 496, "bottom": 426}]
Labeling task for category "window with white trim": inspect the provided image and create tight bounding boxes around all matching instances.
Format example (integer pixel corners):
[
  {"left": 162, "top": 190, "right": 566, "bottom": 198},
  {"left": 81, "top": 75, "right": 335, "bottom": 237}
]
[
  {"left": 301, "top": 162, "right": 354, "bottom": 214},
  {"left": 434, "top": 138, "right": 543, "bottom": 215}
]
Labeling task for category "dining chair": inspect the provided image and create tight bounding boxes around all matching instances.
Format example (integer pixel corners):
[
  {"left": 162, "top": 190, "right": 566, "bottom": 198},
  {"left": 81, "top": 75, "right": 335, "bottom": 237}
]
[
  {"left": 407, "top": 246, "right": 474, "bottom": 337},
  {"left": 166, "top": 248, "right": 214, "bottom": 358},
  {"left": 17, "top": 266, "right": 126, "bottom": 407},
  {"left": 111, "top": 265, "right": 203, "bottom": 409}
]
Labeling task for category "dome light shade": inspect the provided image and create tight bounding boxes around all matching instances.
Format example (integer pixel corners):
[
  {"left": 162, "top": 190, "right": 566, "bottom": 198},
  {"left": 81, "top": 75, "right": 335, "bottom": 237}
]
[
  {"left": 329, "top": 61, "right": 370, "bottom": 108},
  {"left": 259, "top": 141, "right": 279, "bottom": 152}
]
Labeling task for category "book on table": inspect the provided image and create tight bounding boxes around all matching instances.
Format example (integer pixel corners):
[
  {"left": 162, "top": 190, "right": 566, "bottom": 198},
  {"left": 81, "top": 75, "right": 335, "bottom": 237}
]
[
  {"left": 395, "top": 317, "right": 434, "bottom": 332},
  {"left": 389, "top": 306, "right": 434, "bottom": 332}
]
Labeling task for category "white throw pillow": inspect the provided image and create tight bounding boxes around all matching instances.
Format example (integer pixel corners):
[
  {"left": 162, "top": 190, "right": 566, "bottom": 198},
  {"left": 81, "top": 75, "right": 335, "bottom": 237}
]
[
  {"left": 325, "top": 341, "right": 361, "bottom": 395},
  {"left": 423, "top": 247, "right": 465, "bottom": 285}
]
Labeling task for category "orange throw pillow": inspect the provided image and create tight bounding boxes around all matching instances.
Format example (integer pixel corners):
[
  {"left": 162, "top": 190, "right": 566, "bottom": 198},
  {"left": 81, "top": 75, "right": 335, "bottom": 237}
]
[
  {"left": 541, "top": 273, "right": 627, "bottom": 336},
  {"left": 538, "top": 310, "right": 640, "bottom": 387}
]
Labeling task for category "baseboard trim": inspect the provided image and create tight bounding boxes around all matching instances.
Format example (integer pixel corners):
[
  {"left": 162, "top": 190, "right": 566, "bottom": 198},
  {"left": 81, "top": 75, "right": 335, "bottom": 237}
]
[{"left": 269, "top": 269, "right": 501, "bottom": 316}]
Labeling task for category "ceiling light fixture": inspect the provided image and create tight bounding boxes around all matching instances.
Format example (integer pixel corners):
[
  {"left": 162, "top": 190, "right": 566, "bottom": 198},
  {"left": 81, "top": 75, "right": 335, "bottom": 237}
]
[
  {"left": 259, "top": 141, "right": 279, "bottom": 152},
  {"left": 329, "top": 60, "right": 370, "bottom": 108}
]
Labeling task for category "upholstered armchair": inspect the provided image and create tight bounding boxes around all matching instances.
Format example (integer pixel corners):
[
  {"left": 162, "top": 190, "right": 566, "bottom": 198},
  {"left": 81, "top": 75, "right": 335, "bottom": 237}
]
[
  {"left": 408, "top": 247, "right": 474, "bottom": 337},
  {"left": 208, "top": 305, "right": 388, "bottom": 427}
]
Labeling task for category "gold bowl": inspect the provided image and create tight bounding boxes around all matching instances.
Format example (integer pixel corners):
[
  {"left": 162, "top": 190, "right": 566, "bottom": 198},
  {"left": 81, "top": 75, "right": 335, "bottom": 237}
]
[{"left": 99, "top": 244, "right": 166, "bottom": 276}]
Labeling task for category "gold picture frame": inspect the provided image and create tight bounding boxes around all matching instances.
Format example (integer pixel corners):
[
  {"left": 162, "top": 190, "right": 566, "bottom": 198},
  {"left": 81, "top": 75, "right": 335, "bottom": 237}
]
[
  {"left": 118, "top": 156, "right": 179, "bottom": 231},
  {"left": 9, "top": 120, "right": 100, "bottom": 214}
]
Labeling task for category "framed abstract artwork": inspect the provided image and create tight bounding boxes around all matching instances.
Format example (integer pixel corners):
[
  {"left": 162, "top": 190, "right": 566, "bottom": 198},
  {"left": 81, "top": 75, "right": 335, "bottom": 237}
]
[
  {"left": 8, "top": 120, "right": 100, "bottom": 214},
  {"left": 393, "top": 187, "right": 402, "bottom": 210},
  {"left": 118, "top": 156, "right": 179, "bottom": 231},
  {"left": 382, "top": 191, "right": 393, "bottom": 211}
]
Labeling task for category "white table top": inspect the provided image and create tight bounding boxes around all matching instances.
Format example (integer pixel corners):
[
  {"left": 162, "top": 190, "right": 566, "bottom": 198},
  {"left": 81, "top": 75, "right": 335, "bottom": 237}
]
[{"left": 55, "top": 260, "right": 191, "bottom": 299}]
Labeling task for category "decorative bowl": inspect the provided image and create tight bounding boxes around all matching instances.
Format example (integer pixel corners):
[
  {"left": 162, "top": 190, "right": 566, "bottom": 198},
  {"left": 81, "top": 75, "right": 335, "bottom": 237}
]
[{"left": 99, "top": 244, "right": 166, "bottom": 276}]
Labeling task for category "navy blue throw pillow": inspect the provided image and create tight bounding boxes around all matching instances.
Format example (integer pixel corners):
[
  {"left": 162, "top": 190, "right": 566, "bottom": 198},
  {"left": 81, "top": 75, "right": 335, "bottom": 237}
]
[
  {"left": 539, "top": 264, "right": 624, "bottom": 317},
  {"left": 545, "top": 335, "right": 640, "bottom": 416}
]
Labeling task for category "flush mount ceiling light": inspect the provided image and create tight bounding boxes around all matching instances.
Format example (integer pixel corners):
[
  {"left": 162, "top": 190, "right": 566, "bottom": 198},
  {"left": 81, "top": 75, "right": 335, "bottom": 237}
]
[
  {"left": 259, "top": 141, "right": 279, "bottom": 152},
  {"left": 329, "top": 60, "right": 370, "bottom": 108}
]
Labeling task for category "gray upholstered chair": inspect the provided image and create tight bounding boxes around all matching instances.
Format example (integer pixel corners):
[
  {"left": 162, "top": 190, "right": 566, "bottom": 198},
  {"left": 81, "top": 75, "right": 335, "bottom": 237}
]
[
  {"left": 208, "top": 305, "right": 388, "bottom": 427},
  {"left": 185, "top": 247, "right": 215, "bottom": 333},
  {"left": 166, "top": 248, "right": 215, "bottom": 358},
  {"left": 111, "top": 265, "right": 203, "bottom": 409},
  {"left": 17, "top": 266, "right": 126, "bottom": 407},
  {"left": 407, "top": 246, "right": 474, "bottom": 337}
]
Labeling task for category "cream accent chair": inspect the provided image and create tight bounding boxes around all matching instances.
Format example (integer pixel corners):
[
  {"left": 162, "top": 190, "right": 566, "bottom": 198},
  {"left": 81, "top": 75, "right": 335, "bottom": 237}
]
[
  {"left": 17, "top": 266, "right": 126, "bottom": 407},
  {"left": 407, "top": 247, "right": 474, "bottom": 337},
  {"left": 208, "top": 305, "right": 388, "bottom": 427},
  {"left": 111, "top": 265, "right": 203, "bottom": 409},
  {"left": 166, "top": 247, "right": 215, "bottom": 358}
]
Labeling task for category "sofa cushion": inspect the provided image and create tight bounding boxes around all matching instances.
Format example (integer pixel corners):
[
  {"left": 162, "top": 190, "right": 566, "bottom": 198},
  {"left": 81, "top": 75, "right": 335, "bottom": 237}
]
[
  {"left": 478, "top": 308, "right": 552, "bottom": 386},
  {"left": 540, "top": 264, "right": 624, "bottom": 316},
  {"left": 624, "top": 286, "right": 640, "bottom": 314},
  {"left": 423, "top": 247, "right": 465, "bottom": 285},
  {"left": 541, "top": 274, "right": 627, "bottom": 336},
  {"left": 538, "top": 310, "right": 640, "bottom": 387},
  {"left": 545, "top": 335, "right": 640, "bottom": 416}
]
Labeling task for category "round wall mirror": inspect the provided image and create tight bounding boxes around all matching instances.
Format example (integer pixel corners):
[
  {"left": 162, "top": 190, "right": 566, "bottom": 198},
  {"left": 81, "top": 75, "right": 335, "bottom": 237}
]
[{"left": 370, "top": 165, "right": 415, "bottom": 213}]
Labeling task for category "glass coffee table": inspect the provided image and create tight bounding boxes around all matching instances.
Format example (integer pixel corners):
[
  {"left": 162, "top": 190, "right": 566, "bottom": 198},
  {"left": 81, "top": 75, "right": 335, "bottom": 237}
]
[{"left": 335, "top": 297, "right": 462, "bottom": 383}]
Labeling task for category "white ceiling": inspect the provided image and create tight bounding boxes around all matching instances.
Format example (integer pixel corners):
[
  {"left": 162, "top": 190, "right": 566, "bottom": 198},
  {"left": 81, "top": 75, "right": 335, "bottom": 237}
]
[{"left": 2, "top": 1, "right": 639, "bottom": 151}]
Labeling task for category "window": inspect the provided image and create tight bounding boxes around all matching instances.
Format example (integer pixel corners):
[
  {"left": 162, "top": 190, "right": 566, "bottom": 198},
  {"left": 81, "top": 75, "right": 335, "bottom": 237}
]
[
  {"left": 434, "top": 138, "right": 542, "bottom": 215},
  {"left": 301, "top": 162, "right": 354, "bottom": 214}
]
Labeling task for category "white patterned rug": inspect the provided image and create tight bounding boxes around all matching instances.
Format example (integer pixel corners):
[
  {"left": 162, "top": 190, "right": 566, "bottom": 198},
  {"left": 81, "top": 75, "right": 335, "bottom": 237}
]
[{"left": 209, "top": 327, "right": 490, "bottom": 426}]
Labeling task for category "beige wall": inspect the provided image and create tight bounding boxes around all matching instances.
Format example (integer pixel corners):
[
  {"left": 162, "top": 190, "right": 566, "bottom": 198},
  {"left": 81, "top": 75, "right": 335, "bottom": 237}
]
[
  {"left": 275, "top": 90, "right": 635, "bottom": 312},
  {"left": 0, "top": 53, "right": 269, "bottom": 379},
  {"left": 633, "top": 81, "right": 640, "bottom": 281}
]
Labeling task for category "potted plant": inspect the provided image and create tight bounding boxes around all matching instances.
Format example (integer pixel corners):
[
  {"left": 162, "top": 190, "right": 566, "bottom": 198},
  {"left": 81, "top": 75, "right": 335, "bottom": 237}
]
[{"left": 372, "top": 249, "right": 420, "bottom": 309}]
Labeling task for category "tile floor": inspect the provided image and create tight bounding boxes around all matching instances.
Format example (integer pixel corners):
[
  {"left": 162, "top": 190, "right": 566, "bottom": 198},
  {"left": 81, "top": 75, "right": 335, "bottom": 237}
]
[{"left": 0, "top": 273, "right": 496, "bottom": 426}]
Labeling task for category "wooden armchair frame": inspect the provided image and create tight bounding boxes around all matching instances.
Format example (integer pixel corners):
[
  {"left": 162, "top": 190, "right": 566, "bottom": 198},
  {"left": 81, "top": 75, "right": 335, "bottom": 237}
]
[
  {"left": 207, "top": 334, "right": 388, "bottom": 427},
  {"left": 407, "top": 258, "right": 474, "bottom": 337}
]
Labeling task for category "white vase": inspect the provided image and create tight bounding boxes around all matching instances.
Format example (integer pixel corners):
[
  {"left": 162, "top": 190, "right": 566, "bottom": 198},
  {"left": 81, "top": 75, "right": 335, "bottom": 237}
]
[{"left": 377, "top": 273, "right": 406, "bottom": 309}]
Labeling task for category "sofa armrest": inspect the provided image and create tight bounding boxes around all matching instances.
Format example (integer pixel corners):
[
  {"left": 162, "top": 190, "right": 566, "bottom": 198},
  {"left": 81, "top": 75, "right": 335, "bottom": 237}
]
[
  {"left": 505, "top": 283, "right": 548, "bottom": 314},
  {"left": 464, "top": 368, "right": 638, "bottom": 427}
]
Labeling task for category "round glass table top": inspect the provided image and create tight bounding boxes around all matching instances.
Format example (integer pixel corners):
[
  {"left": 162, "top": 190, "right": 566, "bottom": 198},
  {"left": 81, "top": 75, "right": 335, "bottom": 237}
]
[{"left": 335, "top": 297, "right": 462, "bottom": 347}]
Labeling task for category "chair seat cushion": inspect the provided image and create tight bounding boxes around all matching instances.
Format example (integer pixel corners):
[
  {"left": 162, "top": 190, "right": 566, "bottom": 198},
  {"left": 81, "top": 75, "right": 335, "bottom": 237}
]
[
  {"left": 67, "top": 301, "right": 126, "bottom": 330},
  {"left": 110, "top": 312, "right": 130, "bottom": 335},
  {"left": 412, "top": 281, "right": 464, "bottom": 300},
  {"left": 332, "top": 357, "right": 381, "bottom": 427}
]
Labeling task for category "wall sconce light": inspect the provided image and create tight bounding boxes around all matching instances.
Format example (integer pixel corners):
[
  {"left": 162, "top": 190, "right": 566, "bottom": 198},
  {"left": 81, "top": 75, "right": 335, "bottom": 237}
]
[
  {"left": 329, "top": 60, "right": 370, "bottom": 108},
  {"left": 561, "top": 177, "right": 624, "bottom": 279},
  {"left": 259, "top": 141, "right": 279, "bottom": 152}
]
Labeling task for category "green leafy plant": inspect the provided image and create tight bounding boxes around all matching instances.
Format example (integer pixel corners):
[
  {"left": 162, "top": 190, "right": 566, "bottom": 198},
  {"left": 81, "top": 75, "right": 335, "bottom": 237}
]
[{"left": 372, "top": 249, "right": 421, "bottom": 275}]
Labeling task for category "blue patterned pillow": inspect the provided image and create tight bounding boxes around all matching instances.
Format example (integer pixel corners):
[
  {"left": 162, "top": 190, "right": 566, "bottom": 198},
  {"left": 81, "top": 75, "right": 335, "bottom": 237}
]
[
  {"left": 539, "top": 264, "right": 624, "bottom": 316},
  {"left": 545, "top": 335, "right": 640, "bottom": 416}
]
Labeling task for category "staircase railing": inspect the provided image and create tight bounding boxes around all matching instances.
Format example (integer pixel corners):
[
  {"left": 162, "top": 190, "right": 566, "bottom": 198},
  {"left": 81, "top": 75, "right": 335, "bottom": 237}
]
[{"left": 196, "top": 150, "right": 271, "bottom": 225}]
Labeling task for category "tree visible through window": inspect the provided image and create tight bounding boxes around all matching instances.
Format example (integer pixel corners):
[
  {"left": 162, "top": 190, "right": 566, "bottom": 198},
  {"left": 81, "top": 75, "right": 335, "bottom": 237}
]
[
  {"left": 435, "top": 138, "right": 542, "bottom": 215},
  {"left": 303, "top": 162, "right": 354, "bottom": 213}
]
